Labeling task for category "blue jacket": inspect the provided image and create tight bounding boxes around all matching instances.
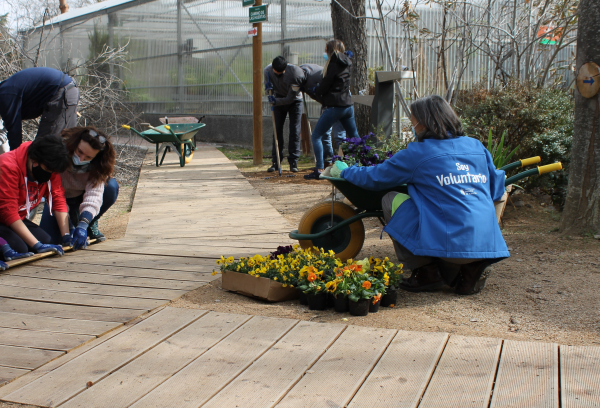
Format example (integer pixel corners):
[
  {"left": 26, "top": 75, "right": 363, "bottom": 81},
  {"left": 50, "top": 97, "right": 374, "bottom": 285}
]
[
  {"left": 0, "top": 67, "right": 72, "bottom": 150},
  {"left": 341, "top": 136, "right": 510, "bottom": 260}
]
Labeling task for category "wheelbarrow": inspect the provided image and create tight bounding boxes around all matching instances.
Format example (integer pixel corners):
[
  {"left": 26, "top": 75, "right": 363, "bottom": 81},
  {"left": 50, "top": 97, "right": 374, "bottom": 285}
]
[
  {"left": 289, "top": 157, "right": 563, "bottom": 261},
  {"left": 122, "top": 123, "right": 206, "bottom": 167}
]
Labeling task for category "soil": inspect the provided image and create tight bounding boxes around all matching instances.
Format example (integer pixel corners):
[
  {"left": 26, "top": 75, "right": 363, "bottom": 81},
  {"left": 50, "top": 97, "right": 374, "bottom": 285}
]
[{"left": 172, "top": 164, "right": 600, "bottom": 347}]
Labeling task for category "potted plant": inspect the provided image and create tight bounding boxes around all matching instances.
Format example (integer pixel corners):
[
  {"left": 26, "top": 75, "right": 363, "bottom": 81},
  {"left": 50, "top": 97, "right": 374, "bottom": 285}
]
[
  {"left": 368, "top": 276, "right": 386, "bottom": 313},
  {"left": 367, "top": 257, "right": 404, "bottom": 308},
  {"left": 346, "top": 273, "right": 375, "bottom": 316},
  {"left": 297, "top": 266, "right": 327, "bottom": 310}
]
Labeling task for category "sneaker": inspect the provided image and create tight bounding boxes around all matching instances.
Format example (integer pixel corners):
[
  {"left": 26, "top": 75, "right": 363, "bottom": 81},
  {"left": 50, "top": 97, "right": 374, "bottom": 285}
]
[
  {"left": 455, "top": 261, "right": 493, "bottom": 295},
  {"left": 87, "top": 219, "right": 106, "bottom": 242},
  {"left": 267, "top": 164, "right": 278, "bottom": 172},
  {"left": 304, "top": 169, "right": 322, "bottom": 180},
  {"left": 289, "top": 160, "right": 299, "bottom": 172}
]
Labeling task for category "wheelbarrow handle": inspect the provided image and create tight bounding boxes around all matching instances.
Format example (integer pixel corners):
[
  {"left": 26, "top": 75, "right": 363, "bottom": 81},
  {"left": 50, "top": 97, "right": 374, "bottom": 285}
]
[
  {"left": 504, "top": 162, "right": 562, "bottom": 186},
  {"left": 122, "top": 124, "right": 155, "bottom": 144},
  {"left": 499, "top": 156, "right": 541, "bottom": 172}
]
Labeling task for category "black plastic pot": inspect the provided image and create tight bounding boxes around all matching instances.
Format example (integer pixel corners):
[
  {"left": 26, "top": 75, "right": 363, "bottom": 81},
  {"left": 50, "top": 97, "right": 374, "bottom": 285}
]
[
  {"left": 307, "top": 293, "right": 327, "bottom": 310},
  {"left": 298, "top": 290, "right": 308, "bottom": 305},
  {"left": 326, "top": 293, "right": 336, "bottom": 309},
  {"left": 381, "top": 288, "right": 398, "bottom": 307},
  {"left": 334, "top": 294, "right": 349, "bottom": 313},
  {"left": 369, "top": 298, "right": 380, "bottom": 313},
  {"left": 348, "top": 298, "right": 370, "bottom": 316}
]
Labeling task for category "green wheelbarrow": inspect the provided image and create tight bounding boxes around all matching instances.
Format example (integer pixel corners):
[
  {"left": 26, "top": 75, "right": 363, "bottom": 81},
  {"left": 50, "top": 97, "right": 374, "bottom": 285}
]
[
  {"left": 289, "top": 157, "right": 563, "bottom": 261},
  {"left": 122, "top": 123, "right": 206, "bottom": 167}
]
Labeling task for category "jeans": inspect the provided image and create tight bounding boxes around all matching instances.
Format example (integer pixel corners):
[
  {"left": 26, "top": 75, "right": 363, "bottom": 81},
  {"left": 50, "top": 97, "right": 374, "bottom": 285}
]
[
  {"left": 272, "top": 99, "right": 302, "bottom": 164},
  {"left": 311, "top": 105, "right": 359, "bottom": 169},
  {"left": 328, "top": 121, "right": 347, "bottom": 152},
  {"left": 40, "top": 178, "right": 119, "bottom": 244}
]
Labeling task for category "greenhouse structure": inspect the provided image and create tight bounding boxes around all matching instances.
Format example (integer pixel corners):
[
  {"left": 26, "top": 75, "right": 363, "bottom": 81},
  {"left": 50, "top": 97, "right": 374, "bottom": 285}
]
[{"left": 21, "top": 0, "right": 577, "bottom": 143}]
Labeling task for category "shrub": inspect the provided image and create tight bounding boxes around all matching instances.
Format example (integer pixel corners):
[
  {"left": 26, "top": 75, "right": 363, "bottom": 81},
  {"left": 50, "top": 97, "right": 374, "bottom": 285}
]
[{"left": 455, "top": 81, "right": 573, "bottom": 169}]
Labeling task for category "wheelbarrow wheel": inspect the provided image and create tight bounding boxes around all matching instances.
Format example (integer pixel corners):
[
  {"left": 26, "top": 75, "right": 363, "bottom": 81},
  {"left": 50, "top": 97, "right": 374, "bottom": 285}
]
[
  {"left": 184, "top": 144, "right": 194, "bottom": 164},
  {"left": 298, "top": 202, "right": 365, "bottom": 262}
]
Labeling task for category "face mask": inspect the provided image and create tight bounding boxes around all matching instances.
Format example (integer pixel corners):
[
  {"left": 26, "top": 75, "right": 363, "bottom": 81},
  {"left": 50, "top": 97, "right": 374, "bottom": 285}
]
[
  {"left": 31, "top": 164, "right": 52, "bottom": 183},
  {"left": 323, "top": 53, "right": 329, "bottom": 61},
  {"left": 72, "top": 154, "right": 91, "bottom": 166},
  {"left": 412, "top": 126, "right": 418, "bottom": 141}
]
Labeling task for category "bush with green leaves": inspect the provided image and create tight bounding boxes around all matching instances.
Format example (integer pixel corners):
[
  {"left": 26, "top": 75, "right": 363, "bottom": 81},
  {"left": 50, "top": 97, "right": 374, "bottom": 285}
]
[{"left": 455, "top": 81, "right": 573, "bottom": 170}]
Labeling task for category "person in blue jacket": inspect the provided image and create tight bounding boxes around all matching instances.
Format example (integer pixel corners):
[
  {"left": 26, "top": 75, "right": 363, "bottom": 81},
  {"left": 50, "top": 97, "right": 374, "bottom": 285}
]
[
  {"left": 341, "top": 95, "right": 510, "bottom": 295},
  {"left": 0, "top": 67, "right": 79, "bottom": 151}
]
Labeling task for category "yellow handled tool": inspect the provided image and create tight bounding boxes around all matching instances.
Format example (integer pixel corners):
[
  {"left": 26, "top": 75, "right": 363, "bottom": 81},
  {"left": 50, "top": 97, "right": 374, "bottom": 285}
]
[{"left": 538, "top": 162, "right": 562, "bottom": 174}]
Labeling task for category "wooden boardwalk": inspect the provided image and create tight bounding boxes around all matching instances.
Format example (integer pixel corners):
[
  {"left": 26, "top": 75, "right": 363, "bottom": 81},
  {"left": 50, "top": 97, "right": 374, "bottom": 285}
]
[
  {"left": 0, "top": 147, "right": 293, "bottom": 386},
  {"left": 1, "top": 307, "right": 599, "bottom": 407}
]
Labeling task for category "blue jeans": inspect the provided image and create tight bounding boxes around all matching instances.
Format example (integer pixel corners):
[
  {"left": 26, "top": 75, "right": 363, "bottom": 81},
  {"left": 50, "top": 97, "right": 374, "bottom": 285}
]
[
  {"left": 327, "top": 121, "right": 347, "bottom": 152},
  {"left": 311, "top": 105, "right": 360, "bottom": 169},
  {"left": 40, "top": 178, "right": 119, "bottom": 244}
]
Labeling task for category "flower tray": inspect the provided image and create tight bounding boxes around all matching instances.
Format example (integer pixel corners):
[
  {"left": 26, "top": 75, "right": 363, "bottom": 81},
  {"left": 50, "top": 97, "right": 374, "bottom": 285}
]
[{"left": 221, "top": 270, "right": 299, "bottom": 302}]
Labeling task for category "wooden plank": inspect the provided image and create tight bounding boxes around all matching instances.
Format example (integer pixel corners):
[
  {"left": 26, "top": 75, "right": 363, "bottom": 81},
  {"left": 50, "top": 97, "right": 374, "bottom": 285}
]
[
  {"left": 348, "top": 331, "right": 449, "bottom": 408},
  {"left": 276, "top": 325, "right": 396, "bottom": 408},
  {"left": 0, "top": 367, "right": 29, "bottom": 386},
  {"left": 130, "top": 316, "right": 298, "bottom": 408},
  {"left": 0, "top": 275, "right": 187, "bottom": 300},
  {"left": 418, "top": 335, "right": 502, "bottom": 408},
  {"left": 0, "top": 285, "right": 166, "bottom": 310},
  {"left": 560, "top": 345, "right": 600, "bottom": 408},
  {"left": 0, "top": 306, "right": 166, "bottom": 399},
  {"left": 0, "top": 327, "right": 95, "bottom": 351},
  {"left": 0, "top": 345, "right": 64, "bottom": 370},
  {"left": 0, "top": 312, "right": 119, "bottom": 336},
  {"left": 202, "top": 321, "right": 346, "bottom": 408},
  {"left": 61, "top": 312, "right": 251, "bottom": 408},
  {"left": 490, "top": 340, "right": 558, "bottom": 408},
  {"left": 18, "top": 267, "right": 209, "bottom": 287},
  {"left": 2, "top": 307, "right": 207, "bottom": 407},
  {"left": 0, "top": 298, "right": 142, "bottom": 323}
]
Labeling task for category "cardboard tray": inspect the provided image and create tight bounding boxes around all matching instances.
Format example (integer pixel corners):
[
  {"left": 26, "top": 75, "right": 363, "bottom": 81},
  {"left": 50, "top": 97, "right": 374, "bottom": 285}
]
[{"left": 221, "top": 270, "right": 299, "bottom": 302}]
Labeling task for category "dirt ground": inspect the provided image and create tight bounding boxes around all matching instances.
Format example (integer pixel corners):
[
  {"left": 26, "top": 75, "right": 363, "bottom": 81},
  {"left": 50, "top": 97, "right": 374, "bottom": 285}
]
[{"left": 173, "top": 162, "right": 600, "bottom": 347}]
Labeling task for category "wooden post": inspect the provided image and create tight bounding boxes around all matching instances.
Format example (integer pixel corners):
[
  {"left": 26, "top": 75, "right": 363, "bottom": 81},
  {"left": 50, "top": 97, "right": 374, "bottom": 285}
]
[{"left": 252, "top": 0, "right": 263, "bottom": 165}]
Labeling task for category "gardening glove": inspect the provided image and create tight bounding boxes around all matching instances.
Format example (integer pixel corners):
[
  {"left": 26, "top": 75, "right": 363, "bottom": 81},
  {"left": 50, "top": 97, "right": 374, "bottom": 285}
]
[
  {"left": 72, "top": 211, "right": 92, "bottom": 250},
  {"left": 330, "top": 161, "right": 348, "bottom": 178},
  {"left": 62, "top": 233, "right": 73, "bottom": 248},
  {"left": 32, "top": 242, "right": 64, "bottom": 256},
  {"left": 268, "top": 95, "right": 277, "bottom": 105},
  {"left": 0, "top": 260, "right": 7, "bottom": 271},
  {"left": 72, "top": 227, "right": 88, "bottom": 250},
  {"left": 1, "top": 243, "right": 33, "bottom": 261}
]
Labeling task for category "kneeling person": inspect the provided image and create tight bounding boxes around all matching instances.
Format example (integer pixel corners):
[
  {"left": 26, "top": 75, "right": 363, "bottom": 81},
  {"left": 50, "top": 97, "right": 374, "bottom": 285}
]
[
  {"left": 40, "top": 127, "right": 117, "bottom": 248},
  {"left": 0, "top": 136, "right": 71, "bottom": 256}
]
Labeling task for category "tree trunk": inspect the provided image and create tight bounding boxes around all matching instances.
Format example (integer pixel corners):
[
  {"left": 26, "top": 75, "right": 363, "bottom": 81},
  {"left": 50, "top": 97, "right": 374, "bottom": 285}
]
[
  {"left": 561, "top": 0, "right": 600, "bottom": 234},
  {"left": 331, "top": 0, "right": 370, "bottom": 136}
]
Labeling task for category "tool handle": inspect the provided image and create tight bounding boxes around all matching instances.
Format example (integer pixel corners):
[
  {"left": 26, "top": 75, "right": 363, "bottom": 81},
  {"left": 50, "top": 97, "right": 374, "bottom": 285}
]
[
  {"left": 122, "top": 124, "right": 131, "bottom": 130},
  {"left": 538, "top": 162, "right": 562, "bottom": 174},
  {"left": 521, "top": 156, "right": 541, "bottom": 167}
]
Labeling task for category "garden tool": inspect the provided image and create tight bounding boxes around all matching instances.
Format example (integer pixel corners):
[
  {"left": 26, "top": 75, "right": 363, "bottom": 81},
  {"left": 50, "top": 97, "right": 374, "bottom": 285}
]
[
  {"left": 266, "top": 82, "right": 282, "bottom": 177},
  {"left": 300, "top": 93, "right": 312, "bottom": 155}
]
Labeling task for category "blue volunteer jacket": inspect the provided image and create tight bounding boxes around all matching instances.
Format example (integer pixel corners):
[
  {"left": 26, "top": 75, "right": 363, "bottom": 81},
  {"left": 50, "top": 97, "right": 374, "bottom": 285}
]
[
  {"left": 341, "top": 136, "right": 510, "bottom": 260},
  {"left": 0, "top": 67, "right": 72, "bottom": 150}
]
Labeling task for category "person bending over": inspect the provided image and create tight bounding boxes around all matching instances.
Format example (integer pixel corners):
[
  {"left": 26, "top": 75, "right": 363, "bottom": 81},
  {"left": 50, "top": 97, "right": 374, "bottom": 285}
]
[
  {"left": 305, "top": 39, "right": 360, "bottom": 180},
  {"left": 40, "top": 127, "right": 117, "bottom": 247},
  {"left": 263, "top": 56, "right": 304, "bottom": 173},
  {"left": 340, "top": 95, "right": 509, "bottom": 295},
  {"left": 0, "top": 67, "right": 79, "bottom": 151},
  {"left": 0, "top": 136, "right": 71, "bottom": 256}
]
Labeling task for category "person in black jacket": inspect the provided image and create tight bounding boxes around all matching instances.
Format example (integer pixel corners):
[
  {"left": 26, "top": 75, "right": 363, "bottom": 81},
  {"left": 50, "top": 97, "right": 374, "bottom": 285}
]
[
  {"left": 304, "top": 40, "right": 360, "bottom": 180},
  {"left": 0, "top": 67, "right": 79, "bottom": 151}
]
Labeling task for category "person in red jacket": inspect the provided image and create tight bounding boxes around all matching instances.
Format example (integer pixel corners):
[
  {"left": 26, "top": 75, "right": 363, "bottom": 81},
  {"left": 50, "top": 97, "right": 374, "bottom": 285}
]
[{"left": 0, "top": 136, "right": 72, "bottom": 255}]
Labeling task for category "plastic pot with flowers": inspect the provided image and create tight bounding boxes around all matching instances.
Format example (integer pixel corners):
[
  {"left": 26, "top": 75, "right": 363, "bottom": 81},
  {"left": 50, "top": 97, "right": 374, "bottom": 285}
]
[
  {"left": 365, "top": 256, "right": 404, "bottom": 307},
  {"left": 296, "top": 266, "right": 328, "bottom": 310}
]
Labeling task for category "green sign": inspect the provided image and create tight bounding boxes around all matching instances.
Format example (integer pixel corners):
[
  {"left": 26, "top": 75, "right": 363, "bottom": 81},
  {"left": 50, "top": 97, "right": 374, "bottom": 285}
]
[
  {"left": 249, "top": 5, "right": 268, "bottom": 23},
  {"left": 242, "top": 0, "right": 254, "bottom": 7}
]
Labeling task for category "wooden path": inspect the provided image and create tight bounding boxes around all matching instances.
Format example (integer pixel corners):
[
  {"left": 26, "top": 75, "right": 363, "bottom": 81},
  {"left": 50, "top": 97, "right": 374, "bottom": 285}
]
[
  {"left": 0, "top": 147, "right": 294, "bottom": 386},
  {"left": 1, "top": 306, "right": 599, "bottom": 407}
]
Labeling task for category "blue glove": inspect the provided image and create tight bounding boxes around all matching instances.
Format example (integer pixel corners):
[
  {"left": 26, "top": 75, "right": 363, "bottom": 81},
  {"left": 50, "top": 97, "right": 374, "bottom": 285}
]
[
  {"left": 268, "top": 95, "right": 276, "bottom": 105},
  {"left": 32, "top": 242, "right": 64, "bottom": 256},
  {"left": 1, "top": 243, "right": 33, "bottom": 261},
  {"left": 62, "top": 233, "right": 72, "bottom": 248},
  {"left": 72, "top": 227, "right": 88, "bottom": 250},
  {"left": 0, "top": 260, "right": 7, "bottom": 271},
  {"left": 345, "top": 50, "right": 354, "bottom": 59}
]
